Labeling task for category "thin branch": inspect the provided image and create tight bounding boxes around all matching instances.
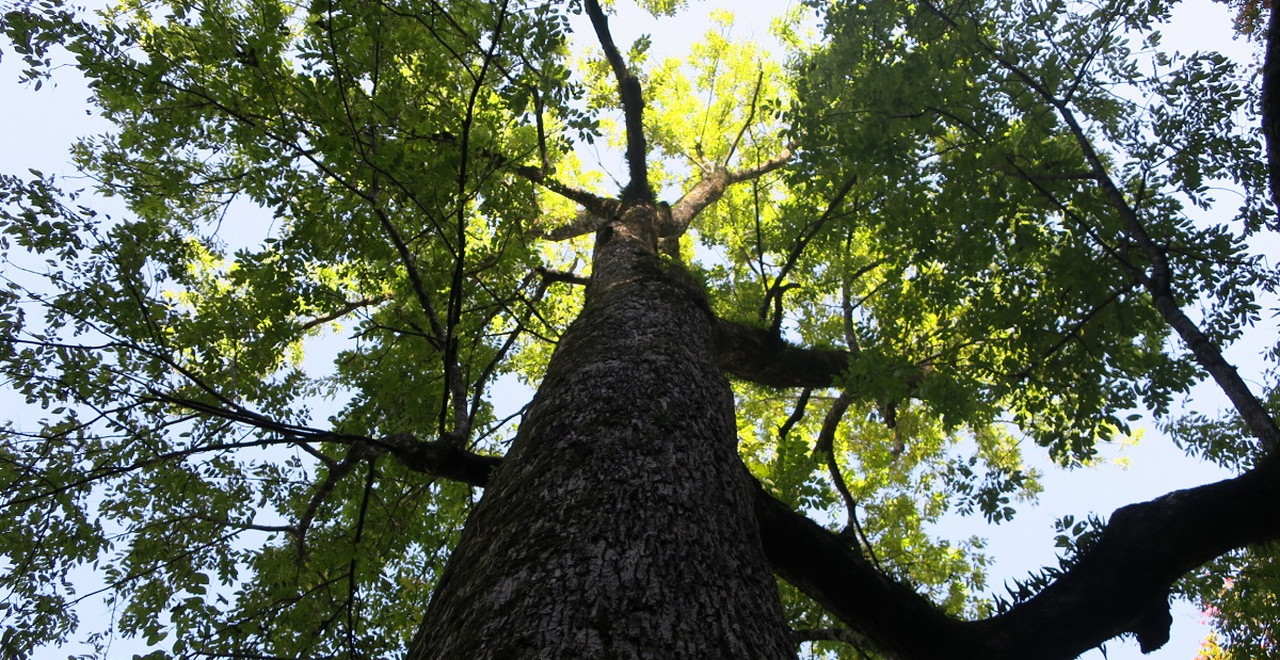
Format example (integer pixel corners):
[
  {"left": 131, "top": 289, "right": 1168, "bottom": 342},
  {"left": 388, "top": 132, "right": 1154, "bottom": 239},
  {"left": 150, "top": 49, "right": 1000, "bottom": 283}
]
[
  {"left": 296, "top": 442, "right": 375, "bottom": 561},
  {"left": 440, "top": 0, "right": 513, "bottom": 447},
  {"left": 511, "top": 164, "right": 618, "bottom": 218},
  {"left": 777, "top": 388, "right": 812, "bottom": 443},
  {"left": 725, "top": 68, "right": 765, "bottom": 165},
  {"left": 758, "top": 175, "right": 859, "bottom": 324},
  {"left": 345, "top": 458, "right": 378, "bottom": 655},
  {"left": 812, "top": 393, "right": 878, "bottom": 564},
  {"left": 297, "top": 295, "right": 391, "bottom": 334},
  {"left": 1012, "top": 286, "right": 1129, "bottom": 381}
]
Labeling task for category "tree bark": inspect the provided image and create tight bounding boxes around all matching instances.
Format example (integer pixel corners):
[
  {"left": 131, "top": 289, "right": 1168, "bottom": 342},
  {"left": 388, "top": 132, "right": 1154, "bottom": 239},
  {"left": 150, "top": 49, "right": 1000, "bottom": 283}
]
[
  {"left": 407, "top": 201, "right": 795, "bottom": 659},
  {"left": 1263, "top": 3, "right": 1280, "bottom": 212}
]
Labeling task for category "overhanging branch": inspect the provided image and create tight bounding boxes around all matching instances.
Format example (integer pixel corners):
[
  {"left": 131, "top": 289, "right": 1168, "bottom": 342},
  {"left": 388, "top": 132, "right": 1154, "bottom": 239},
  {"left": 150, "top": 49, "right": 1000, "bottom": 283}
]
[{"left": 756, "top": 457, "right": 1280, "bottom": 659}]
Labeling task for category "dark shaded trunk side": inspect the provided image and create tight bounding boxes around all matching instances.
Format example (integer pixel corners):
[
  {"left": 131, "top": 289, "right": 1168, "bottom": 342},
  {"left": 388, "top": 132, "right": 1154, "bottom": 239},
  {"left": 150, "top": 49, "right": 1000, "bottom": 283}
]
[
  {"left": 407, "top": 202, "right": 795, "bottom": 659},
  {"left": 1265, "top": 4, "right": 1280, "bottom": 212}
]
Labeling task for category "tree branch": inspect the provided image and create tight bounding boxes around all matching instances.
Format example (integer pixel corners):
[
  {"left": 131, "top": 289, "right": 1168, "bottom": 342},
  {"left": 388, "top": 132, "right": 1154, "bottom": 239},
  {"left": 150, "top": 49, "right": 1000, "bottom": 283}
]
[
  {"left": 512, "top": 164, "right": 620, "bottom": 221},
  {"left": 755, "top": 457, "right": 1280, "bottom": 659},
  {"left": 919, "top": 0, "right": 1280, "bottom": 453},
  {"left": 666, "top": 145, "right": 795, "bottom": 235},
  {"left": 535, "top": 266, "right": 591, "bottom": 286},
  {"left": 377, "top": 432, "right": 500, "bottom": 486},
  {"left": 791, "top": 627, "right": 872, "bottom": 648},
  {"left": 811, "top": 393, "right": 877, "bottom": 560},
  {"left": 296, "top": 294, "right": 391, "bottom": 334},
  {"left": 1262, "top": 3, "right": 1280, "bottom": 213},
  {"left": 713, "top": 317, "right": 850, "bottom": 388},
  {"left": 712, "top": 317, "right": 927, "bottom": 398},
  {"left": 584, "top": 0, "right": 651, "bottom": 201}
]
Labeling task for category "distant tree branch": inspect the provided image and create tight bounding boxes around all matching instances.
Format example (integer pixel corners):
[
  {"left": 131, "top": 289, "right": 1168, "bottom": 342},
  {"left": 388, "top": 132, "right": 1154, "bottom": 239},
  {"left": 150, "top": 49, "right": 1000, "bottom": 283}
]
[
  {"left": 919, "top": 0, "right": 1280, "bottom": 453},
  {"left": 509, "top": 140, "right": 792, "bottom": 242},
  {"left": 297, "top": 295, "right": 391, "bottom": 334},
  {"left": 757, "top": 175, "right": 858, "bottom": 329},
  {"left": 725, "top": 69, "right": 766, "bottom": 166}
]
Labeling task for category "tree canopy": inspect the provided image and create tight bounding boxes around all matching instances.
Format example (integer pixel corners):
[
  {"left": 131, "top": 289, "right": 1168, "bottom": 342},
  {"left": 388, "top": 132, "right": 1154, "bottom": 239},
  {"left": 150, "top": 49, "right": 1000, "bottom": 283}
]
[{"left": 1, "top": 0, "right": 1279, "bottom": 658}]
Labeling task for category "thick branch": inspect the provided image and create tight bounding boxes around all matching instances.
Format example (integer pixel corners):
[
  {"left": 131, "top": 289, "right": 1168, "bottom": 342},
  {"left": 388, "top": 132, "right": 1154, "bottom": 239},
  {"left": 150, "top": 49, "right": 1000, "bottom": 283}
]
[
  {"left": 753, "top": 479, "right": 967, "bottom": 658},
  {"left": 666, "top": 146, "right": 795, "bottom": 235},
  {"left": 713, "top": 318, "right": 850, "bottom": 388},
  {"left": 378, "top": 432, "right": 500, "bottom": 487},
  {"left": 584, "top": 0, "right": 651, "bottom": 200},
  {"left": 1264, "top": 4, "right": 1280, "bottom": 212},
  {"left": 713, "top": 316, "right": 929, "bottom": 398},
  {"left": 756, "top": 458, "right": 1280, "bottom": 659},
  {"left": 970, "top": 456, "right": 1280, "bottom": 657},
  {"left": 535, "top": 266, "right": 591, "bottom": 286}
]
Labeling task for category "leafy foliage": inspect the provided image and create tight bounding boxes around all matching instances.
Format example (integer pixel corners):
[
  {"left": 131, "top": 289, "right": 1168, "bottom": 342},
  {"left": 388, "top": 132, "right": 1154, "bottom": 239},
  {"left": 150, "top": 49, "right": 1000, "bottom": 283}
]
[{"left": 0, "top": 0, "right": 1277, "bottom": 658}]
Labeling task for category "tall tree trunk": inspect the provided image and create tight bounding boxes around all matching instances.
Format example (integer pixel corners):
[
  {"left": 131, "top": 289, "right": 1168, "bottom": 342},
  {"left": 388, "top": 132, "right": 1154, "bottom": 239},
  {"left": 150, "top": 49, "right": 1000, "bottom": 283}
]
[{"left": 407, "top": 202, "right": 796, "bottom": 659}]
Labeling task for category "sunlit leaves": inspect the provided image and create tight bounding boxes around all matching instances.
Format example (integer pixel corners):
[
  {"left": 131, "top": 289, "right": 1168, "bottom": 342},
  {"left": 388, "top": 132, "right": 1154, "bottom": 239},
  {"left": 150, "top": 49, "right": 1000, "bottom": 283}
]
[
  {"left": 791, "top": 0, "right": 1272, "bottom": 461},
  {"left": 2, "top": 0, "right": 577, "bottom": 655},
  {"left": 3, "top": 0, "right": 1278, "bottom": 657}
]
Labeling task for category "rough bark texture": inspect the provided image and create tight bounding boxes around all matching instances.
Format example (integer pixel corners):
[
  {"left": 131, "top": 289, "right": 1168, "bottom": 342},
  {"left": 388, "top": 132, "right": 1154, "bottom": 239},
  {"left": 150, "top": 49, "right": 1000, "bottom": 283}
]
[{"left": 406, "top": 202, "right": 795, "bottom": 660}]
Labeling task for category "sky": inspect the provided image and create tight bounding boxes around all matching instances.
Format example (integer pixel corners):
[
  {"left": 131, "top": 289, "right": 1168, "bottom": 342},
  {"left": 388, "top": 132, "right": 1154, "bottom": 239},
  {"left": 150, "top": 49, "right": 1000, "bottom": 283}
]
[{"left": 0, "top": 1, "right": 1269, "bottom": 659}]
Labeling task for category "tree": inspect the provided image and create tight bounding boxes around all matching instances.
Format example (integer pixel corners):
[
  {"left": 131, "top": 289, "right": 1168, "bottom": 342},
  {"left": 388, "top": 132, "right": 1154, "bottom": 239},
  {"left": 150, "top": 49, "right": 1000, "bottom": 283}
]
[{"left": 2, "top": 0, "right": 1279, "bottom": 658}]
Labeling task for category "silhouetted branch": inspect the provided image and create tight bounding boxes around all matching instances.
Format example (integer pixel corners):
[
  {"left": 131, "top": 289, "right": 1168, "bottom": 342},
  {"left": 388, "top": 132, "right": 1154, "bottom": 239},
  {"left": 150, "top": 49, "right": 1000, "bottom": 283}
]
[
  {"left": 1261, "top": 4, "right": 1280, "bottom": 211},
  {"left": 756, "top": 455, "right": 1280, "bottom": 659},
  {"left": 584, "top": 0, "right": 651, "bottom": 201}
]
